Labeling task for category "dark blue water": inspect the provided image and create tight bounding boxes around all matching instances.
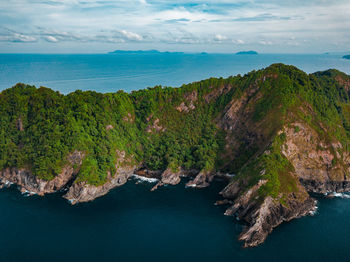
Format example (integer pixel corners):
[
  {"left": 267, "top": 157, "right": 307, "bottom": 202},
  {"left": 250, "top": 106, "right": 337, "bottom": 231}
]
[
  {"left": 1, "top": 179, "right": 350, "bottom": 262},
  {"left": 1, "top": 53, "right": 350, "bottom": 261},
  {"left": 0, "top": 53, "right": 349, "bottom": 93}
]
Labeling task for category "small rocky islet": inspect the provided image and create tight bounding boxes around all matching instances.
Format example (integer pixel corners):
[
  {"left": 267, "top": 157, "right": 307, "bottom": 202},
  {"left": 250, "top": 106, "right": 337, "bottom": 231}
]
[{"left": 1, "top": 63, "right": 350, "bottom": 247}]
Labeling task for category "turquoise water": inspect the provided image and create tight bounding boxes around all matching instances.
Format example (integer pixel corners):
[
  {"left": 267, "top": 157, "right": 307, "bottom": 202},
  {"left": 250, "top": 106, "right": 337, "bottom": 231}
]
[
  {"left": 1, "top": 53, "right": 350, "bottom": 261},
  {"left": 0, "top": 53, "right": 349, "bottom": 93}
]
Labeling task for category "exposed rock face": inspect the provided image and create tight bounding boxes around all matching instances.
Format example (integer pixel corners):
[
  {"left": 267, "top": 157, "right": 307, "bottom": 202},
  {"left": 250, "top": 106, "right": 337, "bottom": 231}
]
[
  {"left": 186, "top": 170, "right": 214, "bottom": 188},
  {"left": 63, "top": 165, "right": 135, "bottom": 204},
  {"left": 64, "top": 150, "right": 137, "bottom": 204},
  {"left": 16, "top": 117, "right": 24, "bottom": 131},
  {"left": 176, "top": 101, "right": 195, "bottom": 112},
  {"left": 146, "top": 118, "right": 165, "bottom": 133},
  {"left": 106, "top": 124, "right": 114, "bottom": 130},
  {"left": 282, "top": 122, "right": 350, "bottom": 193},
  {"left": 335, "top": 75, "right": 350, "bottom": 91},
  {"left": 0, "top": 150, "right": 84, "bottom": 195},
  {"left": 216, "top": 77, "right": 272, "bottom": 168},
  {"left": 160, "top": 167, "right": 182, "bottom": 185},
  {"left": 217, "top": 116, "right": 350, "bottom": 247},
  {"left": 151, "top": 167, "right": 183, "bottom": 191},
  {"left": 221, "top": 178, "right": 315, "bottom": 247},
  {"left": 176, "top": 90, "right": 197, "bottom": 112},
  {"left": 238, "top": 195, "right": 315, "bottom": 247},
  {"left": 122, "top": 112, "right": 134, "bottom": 122}
]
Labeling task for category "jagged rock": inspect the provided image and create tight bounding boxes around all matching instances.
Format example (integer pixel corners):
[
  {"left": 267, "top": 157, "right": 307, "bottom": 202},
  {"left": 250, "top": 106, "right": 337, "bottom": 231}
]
[
  {"left": 151, "top": 167, "right": 182, "bottom": 191},
  {"left": 64, "top": 150, "right": 137, "bottom": 204},
  {"left": 214, "top": 199, "right": 233, "bottom": 206},
  {"left": 186, "top": 170, "right": 213, "bottom": 188},
  {"left": 281, "top": 122, "right": 350, "bottom": 193},
  {"left": 161, "top": 168, "right": 182, "bottom": 185},
  {"left": 238, "top": 195, "right": 315, "bottom": 247},
  {"left": 63, "top": 168, "right": 134, "bottom": 204},
  {"left": 0, "top": 150, "right": 84, "bottom": 196},
  {"left": 221, "top": 178, "right": 315, "bottom": 247}
]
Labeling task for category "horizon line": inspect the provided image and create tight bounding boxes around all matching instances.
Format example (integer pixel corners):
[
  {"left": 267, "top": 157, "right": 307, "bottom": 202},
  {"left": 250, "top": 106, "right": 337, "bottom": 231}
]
[{"left": 0, "top": 51, "right": 349, "bottom": 55}]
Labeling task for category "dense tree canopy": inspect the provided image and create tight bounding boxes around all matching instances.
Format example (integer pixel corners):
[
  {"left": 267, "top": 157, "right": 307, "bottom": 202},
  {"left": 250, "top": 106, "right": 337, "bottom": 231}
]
[{"left": 1, "top": 64, "right": 350, "bottom": 189}]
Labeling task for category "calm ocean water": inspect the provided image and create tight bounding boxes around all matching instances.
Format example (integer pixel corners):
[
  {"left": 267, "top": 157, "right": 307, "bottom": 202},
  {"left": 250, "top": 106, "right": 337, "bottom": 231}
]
[
  {"left": 0, "top": 53, "right": 349, "bottom": 93},
  {"left": 1, "top": 53, "right": 350, "bottom": 261},
  {"left": 1, "top": 180, "right": 350, "bottom": 262}
]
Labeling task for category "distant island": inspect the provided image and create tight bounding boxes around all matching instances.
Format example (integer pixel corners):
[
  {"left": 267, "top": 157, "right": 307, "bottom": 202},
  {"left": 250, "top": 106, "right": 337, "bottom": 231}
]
[
  {"left": 109, "top": 50, "right": 184, "bottom": 55},
  {"left": 343, "top": 55, "right": 350, "bottom": 60},
  {"left": 236, "top": 51, "right": 258, "bottom": 55}
]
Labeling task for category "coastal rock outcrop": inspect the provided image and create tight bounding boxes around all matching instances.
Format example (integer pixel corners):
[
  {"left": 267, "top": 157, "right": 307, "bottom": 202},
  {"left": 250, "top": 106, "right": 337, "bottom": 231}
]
[
  {"left": 64, "top": 150, "right": 137, "bottom": 204},
  {"left": 0, "top": 150, "right": 84, "bottom": 195},
  {"left": 221, "top": 177, "right": 316, "bottom": 247},
  {"left": 151, "top": 167, "right": 183, "bottom": 191},
  {"left": 186, "top": 170, "right": 214, "bottom": 188},
  {"left": 63, "top": 166, "right": 135, "bottom": 204}
]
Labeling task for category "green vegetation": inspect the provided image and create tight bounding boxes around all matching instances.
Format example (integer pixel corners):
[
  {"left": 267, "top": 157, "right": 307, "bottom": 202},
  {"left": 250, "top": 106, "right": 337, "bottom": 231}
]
[
  {"left": 0, "top": 74, "right": 239, "bottom": 185},
  {"left": 231, "top": 132, "right": 297, "bottom": 204},
  {"left": 1, "top": 63, "right": 350, "bottom": 200}
]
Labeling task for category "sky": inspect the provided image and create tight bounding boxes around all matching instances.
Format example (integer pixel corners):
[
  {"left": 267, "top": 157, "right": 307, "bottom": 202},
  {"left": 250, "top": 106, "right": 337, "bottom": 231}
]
[{"left": 0, "top": 0, "right": 349, "bottom": 53}]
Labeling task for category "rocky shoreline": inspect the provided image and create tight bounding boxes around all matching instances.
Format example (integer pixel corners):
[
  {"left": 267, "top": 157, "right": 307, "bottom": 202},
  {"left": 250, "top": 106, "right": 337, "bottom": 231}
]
[
  {"left": 0, "top": 160, "right": 348, "bottom": 248},
  {"left": 2, "top": 122, "right": 350, "bottom": 248},
  {"left": 0, "top": 161, "right": 230, "bottom": 204}
]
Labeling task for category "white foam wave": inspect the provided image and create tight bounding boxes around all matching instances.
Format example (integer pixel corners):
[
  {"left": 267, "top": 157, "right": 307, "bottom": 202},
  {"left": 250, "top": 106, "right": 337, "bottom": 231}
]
[
  {"left": 132, "top": 174, "right": 158, "bottom": 183},
  {"left": 21, "top": 190, "right": 37, "bottom": 197},
  {"left": 4, "top": 180, "right": 14, "bottom": 187},
  {"left": 309, "top": 206, "right": 318, "bottom": 216},
  {"left": 309, "top": 200, "right": 318, "bottom": 216},
  {"left": 68, "top": 198, "right": 77, "bottom": 204},
  {"left": 325, "top": 192, "right": 350, "bottom": 199}
]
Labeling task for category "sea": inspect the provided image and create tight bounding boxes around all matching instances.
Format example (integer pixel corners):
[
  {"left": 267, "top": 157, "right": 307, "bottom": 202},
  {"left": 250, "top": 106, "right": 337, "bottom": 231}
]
[{"left": 1, "top": 53, "right": 350, "bottom": 262}]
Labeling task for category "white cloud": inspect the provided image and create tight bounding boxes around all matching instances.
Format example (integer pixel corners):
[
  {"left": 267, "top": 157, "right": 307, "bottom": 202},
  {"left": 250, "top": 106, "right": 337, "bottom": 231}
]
[
  {"left": 235, "top": 39, "right": 245, "bottom": 44},
  {"left": 259, "top": 40, "right": 273, "bottom": 45},
  {"left": 117, "top": 30, "right": 143, "bottom": 41},
  {"left": 214, "top": 34, "right": 227, "bottom": 41},
  {"left": 44, "top": 35, "right": 59, "bottom": 42},
  {"left": 11, "top": 33, "right": 36, "bottom": 42},
  {"left": 0, "top": 28, "right": 37, "bottom": 42},
  {"left": 0, "top": 0, "right": 349, "bottom": 52}
]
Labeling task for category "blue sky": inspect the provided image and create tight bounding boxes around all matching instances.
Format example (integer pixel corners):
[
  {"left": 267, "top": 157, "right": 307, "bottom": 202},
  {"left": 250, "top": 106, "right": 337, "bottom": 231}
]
[{"left": 0, "top": 0, "right": 349, "bottom": 53}]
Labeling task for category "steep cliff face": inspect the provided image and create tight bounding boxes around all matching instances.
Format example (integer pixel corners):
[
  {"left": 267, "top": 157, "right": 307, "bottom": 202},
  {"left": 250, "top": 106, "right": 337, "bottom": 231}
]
[
  {"left": 63, "top": 165, "right": 135, "bottom": 204},
  {"left": 282, "top": 121, "right": 350, "bottom": 193},
  {"left": 64, "top": 150, "right": 138, "bottom": 204},
  {"left": 212, "top": 67, "right": 350, "bottom": 247},
  {"left": 186, "top": 170, "right": 214, "bottom": 188},
  {"left": 0, "top": 150, "right": 84, "bottom": 195},
  {"left": 221, "top": 173, "right": 316, "bottom": 247}
]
